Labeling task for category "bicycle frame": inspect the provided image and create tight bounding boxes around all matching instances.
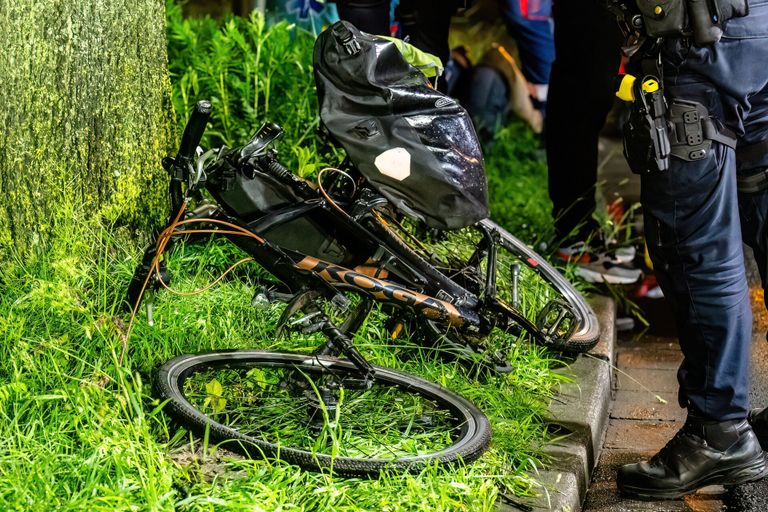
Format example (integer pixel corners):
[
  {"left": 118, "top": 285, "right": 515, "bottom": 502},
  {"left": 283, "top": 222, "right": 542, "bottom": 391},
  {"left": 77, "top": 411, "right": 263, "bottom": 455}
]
[
  {"left": 177, "top": 203, "right": 483, "bottom": 331},
  {"left": 160, "top": 187, "right": 564, "bottom": 348},
  {"left": 128, "top": 102, "right": 579, "bottom": 371}
]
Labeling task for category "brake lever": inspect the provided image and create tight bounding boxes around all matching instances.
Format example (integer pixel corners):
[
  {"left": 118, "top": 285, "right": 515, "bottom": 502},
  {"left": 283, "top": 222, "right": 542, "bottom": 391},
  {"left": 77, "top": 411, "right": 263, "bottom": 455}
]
[
  {"left": 239, "top": 122, "right": 283, "bottom": 165},
  {"left": 188, "top": 148, "right": 218, "bottom": 192}
]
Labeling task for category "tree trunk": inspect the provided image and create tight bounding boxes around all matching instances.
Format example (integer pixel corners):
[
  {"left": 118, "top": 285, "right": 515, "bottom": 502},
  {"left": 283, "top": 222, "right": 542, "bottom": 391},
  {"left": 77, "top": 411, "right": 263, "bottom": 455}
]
[{"left": 0, "top": 0, "right": 174, "bottom": 251}]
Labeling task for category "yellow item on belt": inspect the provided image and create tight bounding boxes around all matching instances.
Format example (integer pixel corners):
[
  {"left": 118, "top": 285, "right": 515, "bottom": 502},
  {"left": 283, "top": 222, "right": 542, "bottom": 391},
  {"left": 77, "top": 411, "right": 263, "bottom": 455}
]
[
  {"left": 616, "top": 74, "right": 662, "bottom": 102},
  {"left": 616, "top": 74, "right": 637, "bottom": 102},
  {"left": 642, "top": 79, "right": 660, "bottom": 93}
]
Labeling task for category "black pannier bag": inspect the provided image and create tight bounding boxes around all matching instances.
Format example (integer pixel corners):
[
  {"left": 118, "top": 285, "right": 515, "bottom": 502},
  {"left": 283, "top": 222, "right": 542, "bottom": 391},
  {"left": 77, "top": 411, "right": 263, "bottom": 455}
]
[{"left": 313, "top": 21, "right": 489, "bottom": 230}]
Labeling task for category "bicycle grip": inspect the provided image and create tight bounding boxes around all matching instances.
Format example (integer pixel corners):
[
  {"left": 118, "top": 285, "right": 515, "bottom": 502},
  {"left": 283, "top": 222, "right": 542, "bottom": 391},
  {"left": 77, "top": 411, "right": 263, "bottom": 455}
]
[{"left": 177, "top": 100, "right": 212, "bottom": 163}]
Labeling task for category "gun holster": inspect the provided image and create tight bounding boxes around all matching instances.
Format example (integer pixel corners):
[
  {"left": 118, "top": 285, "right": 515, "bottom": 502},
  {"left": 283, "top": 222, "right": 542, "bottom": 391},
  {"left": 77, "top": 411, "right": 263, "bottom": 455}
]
[
  {"left": 623, "top": 94, "right": 737, "bottom": 174},
  {"left": 623, "top": 76, "right": 671, "bottom": 174}
]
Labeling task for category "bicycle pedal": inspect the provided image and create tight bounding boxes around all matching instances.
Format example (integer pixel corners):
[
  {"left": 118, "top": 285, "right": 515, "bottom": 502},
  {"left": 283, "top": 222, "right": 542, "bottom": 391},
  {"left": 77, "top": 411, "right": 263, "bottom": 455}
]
[{"left": 536, "top": 299, "right": 577, "bottom": 340}]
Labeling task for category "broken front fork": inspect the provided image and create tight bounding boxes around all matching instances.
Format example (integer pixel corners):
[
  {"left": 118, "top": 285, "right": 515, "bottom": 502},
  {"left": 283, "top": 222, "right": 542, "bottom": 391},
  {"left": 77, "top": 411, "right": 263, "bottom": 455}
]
[{"left": 275, "top": 290, "right": 376, "bottom": 383}]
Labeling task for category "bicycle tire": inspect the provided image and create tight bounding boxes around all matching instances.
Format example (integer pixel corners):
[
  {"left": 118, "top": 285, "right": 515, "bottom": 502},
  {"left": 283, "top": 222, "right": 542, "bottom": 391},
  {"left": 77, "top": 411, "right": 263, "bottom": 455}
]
[
  {"left": 478, "top": 219, "right": 600, "bottom": 352},
  {"left": 368, "top": 211, "right": 599, "bottom": 353},
  {"left": 156, "top": 350, "right": 492, "bottom": 476}
]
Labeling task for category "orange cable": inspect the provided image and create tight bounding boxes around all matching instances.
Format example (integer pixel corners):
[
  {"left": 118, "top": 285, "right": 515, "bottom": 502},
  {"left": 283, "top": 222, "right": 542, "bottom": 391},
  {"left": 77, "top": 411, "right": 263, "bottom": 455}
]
[{"left": 121, "top": 204, "right": 268, "bottom": 365}]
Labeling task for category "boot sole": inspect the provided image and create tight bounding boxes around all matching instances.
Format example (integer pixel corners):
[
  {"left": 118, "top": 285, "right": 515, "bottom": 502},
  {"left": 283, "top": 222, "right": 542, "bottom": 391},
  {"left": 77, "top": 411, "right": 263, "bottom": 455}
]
[{"left": 619, "top": 454, "right": 768, "bottom": 500}]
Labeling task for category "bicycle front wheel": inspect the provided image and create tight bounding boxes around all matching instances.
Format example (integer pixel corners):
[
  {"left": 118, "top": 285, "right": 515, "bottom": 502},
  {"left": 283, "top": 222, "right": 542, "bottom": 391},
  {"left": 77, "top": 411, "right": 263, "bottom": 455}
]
[{"left": 156, "top": 350, "right": 491, "bottom": 476}]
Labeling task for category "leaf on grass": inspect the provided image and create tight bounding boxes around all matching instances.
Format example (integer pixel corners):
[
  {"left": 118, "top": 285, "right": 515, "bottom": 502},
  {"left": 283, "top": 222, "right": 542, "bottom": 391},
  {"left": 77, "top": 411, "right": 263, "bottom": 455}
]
[
  {"left": 246, "top": 367, "right": 267, "bottom": 389},
  {"left": 204, "top": 378, "right": 227, "bottom": 413}
]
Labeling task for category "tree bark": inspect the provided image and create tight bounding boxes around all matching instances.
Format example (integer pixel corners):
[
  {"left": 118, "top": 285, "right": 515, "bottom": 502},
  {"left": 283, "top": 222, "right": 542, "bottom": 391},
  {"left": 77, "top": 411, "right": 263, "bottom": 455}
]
[{"left": 0, "top": 0, "right": 174, "bottom": 251}]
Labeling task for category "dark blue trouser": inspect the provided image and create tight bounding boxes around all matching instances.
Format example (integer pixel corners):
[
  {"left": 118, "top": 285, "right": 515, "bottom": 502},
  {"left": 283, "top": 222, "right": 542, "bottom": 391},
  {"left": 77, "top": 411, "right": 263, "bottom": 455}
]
[{"left": 642, "top": 2, "right": 768, "bottom": 421}]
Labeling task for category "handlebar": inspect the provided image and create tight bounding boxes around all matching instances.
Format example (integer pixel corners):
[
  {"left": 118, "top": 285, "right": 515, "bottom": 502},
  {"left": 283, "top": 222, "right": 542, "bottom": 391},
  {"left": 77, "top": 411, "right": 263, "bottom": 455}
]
[
  {"left": 168, "top": 101, "right": 314, "bottom": 201},
  {"left": 177, "top": 100, "right": 212, "bottom": 165}
]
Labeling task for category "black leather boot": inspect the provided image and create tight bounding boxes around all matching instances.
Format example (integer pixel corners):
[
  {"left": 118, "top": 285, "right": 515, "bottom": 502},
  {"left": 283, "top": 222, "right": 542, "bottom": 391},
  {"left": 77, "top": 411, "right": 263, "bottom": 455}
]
[
  {"left": 748, "top": 408, "right": 768, "bottom": 451},
  {"left": 617, "top": 416, "right": 768, "bottom": 500}
]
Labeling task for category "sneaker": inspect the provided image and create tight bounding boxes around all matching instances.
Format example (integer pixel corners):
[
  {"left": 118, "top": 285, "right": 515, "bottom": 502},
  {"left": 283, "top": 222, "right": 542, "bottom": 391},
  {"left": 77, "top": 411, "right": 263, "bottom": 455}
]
[
  {"left": 558, "top": 242, "right": 641, "bottom": 285},
  {"left": 618, "top": 416, "right": 768, "bottom": 500},
  {"left": 634, "top": 274, "right": 664, "bottom": 299},
  {"left": 558, "top": 241, "right": 636, "bottom": 264}
]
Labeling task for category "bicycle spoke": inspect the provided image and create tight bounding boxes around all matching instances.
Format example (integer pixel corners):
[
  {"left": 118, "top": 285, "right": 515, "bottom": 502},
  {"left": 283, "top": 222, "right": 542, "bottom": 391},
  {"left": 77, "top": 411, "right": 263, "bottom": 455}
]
[{"left": 180, "top": 362, "right": 464, "bottom": 460}]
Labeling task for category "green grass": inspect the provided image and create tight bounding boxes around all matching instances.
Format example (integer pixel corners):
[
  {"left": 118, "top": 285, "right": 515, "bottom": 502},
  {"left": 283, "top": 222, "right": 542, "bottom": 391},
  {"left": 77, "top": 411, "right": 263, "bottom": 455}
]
[
  {"left": 166, "top": 2, "right": 340, "bottom": 177},
  {"left": 0, "top": 209, "right": 565, "bottom": 511},
  {"left": 0, "top": 7, "right": 578, "bottom": 511}
]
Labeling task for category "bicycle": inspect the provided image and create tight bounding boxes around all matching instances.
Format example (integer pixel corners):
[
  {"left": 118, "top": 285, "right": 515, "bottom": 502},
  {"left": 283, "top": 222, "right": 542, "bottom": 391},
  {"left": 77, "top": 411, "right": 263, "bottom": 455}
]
[{"left": 126, "top": 99, "right": 598, "bottom": 476}]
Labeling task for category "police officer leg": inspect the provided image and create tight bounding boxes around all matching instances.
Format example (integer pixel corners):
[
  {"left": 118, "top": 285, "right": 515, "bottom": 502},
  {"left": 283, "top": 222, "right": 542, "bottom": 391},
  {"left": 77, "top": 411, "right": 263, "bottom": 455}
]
[
  {"left": 617, "top": 43, "right": 768, "bottom": 497},
  {"left": 618, "top": 83, "right": 765, "bottom": 499},
  {"left": 738, "top": 81, "right": 768, "bottom": 448}
]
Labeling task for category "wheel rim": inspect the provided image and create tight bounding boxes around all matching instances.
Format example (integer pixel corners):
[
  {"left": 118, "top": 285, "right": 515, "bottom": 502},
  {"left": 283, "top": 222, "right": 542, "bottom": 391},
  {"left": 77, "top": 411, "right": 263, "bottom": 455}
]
[
  {"left": 480, "top": 219, "right": 597, "bottom": 344},
  {"left": 162, "top": 351, "right": 487, "bottom": 467},
  {"left": 373, "top": 213, "right": 597, "bottom": 350}
]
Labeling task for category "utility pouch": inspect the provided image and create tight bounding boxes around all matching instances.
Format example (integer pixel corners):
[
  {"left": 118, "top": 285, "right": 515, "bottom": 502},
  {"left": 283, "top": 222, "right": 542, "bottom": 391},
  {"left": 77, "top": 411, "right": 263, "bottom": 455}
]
[
  {"left": 636, "top": 0, "right": 687, "bottom": 37},
  {"left": 634, "top": 0, "right": 749, "bottom": 45},
  {"left": 667, "top": 99, "right": 737, "bottom": 161}
]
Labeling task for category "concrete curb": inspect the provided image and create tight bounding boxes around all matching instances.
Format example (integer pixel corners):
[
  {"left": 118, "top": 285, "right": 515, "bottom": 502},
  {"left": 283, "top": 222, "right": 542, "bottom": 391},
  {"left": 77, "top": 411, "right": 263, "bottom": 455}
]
[{"left": 500, "top": 295, "right": 616, "bottom": 512}]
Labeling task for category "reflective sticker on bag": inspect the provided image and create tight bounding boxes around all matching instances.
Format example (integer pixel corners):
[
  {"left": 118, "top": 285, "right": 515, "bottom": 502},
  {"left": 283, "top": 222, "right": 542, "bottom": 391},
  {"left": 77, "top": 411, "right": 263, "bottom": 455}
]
[{"left": 375, "top": 148, "right": 411, "bottom": 181}]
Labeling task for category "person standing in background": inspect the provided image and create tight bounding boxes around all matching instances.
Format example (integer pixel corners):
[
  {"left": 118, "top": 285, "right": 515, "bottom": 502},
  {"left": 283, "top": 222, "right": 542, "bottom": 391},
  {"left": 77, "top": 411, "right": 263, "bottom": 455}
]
[
  {"left": 497, "top": 0, "right": 554, "bottom": 112},
  {"left": 546, "top": 0, "right": 641, "bottom": 284}
]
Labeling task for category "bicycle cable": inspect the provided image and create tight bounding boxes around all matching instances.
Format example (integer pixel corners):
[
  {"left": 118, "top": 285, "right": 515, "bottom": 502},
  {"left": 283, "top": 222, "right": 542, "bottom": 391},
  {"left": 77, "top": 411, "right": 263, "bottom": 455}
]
[
  {"left": 316, "top": 167, "right": 354, "bottom": 217},
  {"left": 123, "top": 201, "right": 270, "bottom": 365}
]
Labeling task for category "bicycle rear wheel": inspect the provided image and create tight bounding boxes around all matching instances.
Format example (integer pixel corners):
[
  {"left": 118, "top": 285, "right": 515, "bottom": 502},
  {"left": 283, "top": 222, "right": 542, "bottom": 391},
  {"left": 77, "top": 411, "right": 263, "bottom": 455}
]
[
  {"left": 156, "top": 350, "right": 491, "bottom": 476},
  {"left": 478, "top": 219, "right": 599, "bottom": 352},
  {"left": 369, "top": 212, "right": 599, "bottom": 353}
]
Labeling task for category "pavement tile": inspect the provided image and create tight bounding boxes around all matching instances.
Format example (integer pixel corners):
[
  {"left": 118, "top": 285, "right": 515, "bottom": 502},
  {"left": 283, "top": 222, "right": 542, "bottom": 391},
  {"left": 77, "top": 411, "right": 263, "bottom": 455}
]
[
  {"left": 616, "top": 348, "right": 683, "bottom": 370},
  {"left": 610, "top": 389, "right": 685, "bottom": 422},
  {"left": 603, "top": 419, "right": 682, "bottom": 451},
  {"left": 615, "top": 368, "right": 680, "bottom": 393}
]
